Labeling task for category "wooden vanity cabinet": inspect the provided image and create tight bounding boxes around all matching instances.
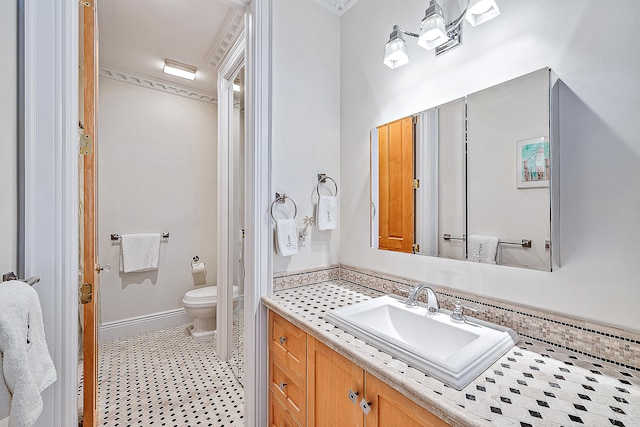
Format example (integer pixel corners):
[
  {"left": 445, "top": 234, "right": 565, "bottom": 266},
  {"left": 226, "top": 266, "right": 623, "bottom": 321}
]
[
  {"left": 307, "top": 337, "right": 364, "bottom": 426},
  {"left": 268, "top": 310, "right": 451, "bottom": 427},
  {"left": 366, "top": 374, "right": 450, "bottom": 427},
  {"left": 269, "top": 311, "right": 307, "bottom": 425}
]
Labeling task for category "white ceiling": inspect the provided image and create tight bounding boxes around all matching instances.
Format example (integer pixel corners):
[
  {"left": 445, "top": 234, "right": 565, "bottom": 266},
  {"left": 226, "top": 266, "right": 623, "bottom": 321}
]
[{"left": 98, "top": 0, "right": 244, "bottom": 97}]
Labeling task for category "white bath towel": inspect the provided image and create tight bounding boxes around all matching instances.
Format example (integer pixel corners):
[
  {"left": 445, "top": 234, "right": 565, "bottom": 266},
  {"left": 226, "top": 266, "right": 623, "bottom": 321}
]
[
  {"left": 119, "top": 233, "right": 161, "bottom": 273},
  {"left": 275, "top": 219, "right": 298, "bottom": 256},
  {"left": 316, "top": 195, "right": 337, "bottom": 231},
  {"left": 0, "top": 280, "right": 57, "bottom": 427},
  {"left": 467, "top": 235, "right": 500, "bottom": 264}
]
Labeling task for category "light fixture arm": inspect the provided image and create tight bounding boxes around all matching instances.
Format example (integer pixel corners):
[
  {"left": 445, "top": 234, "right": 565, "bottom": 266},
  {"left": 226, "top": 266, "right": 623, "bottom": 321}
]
[
  {"left": 445, "top": 1, "right": 470, "bottom": 36},
  {"left": 391, "top": 25, "right": 419, "bottom": 40}
]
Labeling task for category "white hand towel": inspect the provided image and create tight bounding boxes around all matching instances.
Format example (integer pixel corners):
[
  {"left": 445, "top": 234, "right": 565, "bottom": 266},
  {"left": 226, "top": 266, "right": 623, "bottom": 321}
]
[
  {"left": 467, "top": 235, "right": 500, "bottom": 264},
  {"left": 275, "top": 219, "right": 298, "bottom": 256},
  {"left": 317, "top": 195, "right": 337, "bottom": 231},
  {"left": 0, "top": 280, "right": 57, "bottom": 427},
  {"left": 119, "top": 233, "right": 161, "bottom": 273}
]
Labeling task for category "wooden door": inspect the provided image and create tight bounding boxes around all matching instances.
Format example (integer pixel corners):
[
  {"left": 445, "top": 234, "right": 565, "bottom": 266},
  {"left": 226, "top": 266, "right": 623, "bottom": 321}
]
[
  {"left": 377, "top": 117, "right": 415, "bottom": 253},
  {"left": 365, "top": 374, "right": 451, "bottom": 427},
  {"left": 81, "top": 1, "right": 99, "bottom": 425},
  {"left": 307, "top": 337, "right": 364, "bottom": 427}
]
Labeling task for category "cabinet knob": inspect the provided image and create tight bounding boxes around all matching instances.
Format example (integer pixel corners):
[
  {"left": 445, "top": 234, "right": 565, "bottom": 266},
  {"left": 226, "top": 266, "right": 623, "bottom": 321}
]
[
  {"left": 279, "top": 382, "right": 288, "bottom": 391},
  {"left": 278, "top": 336, "right": 287, "bottom": 345},
  {"left": 348, "top": 389, "right": 360, "bottom": 404},
  {"left": 359, "top": 398, "right": 372, "bottom": 415}
]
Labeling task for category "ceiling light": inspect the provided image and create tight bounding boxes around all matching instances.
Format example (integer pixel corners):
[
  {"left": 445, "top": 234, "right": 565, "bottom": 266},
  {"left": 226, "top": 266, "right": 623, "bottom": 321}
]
[
  {"left": 163, "top": 59, "right": 197, "bottom": 80},
  {"left": 383, "top": 25, "right": 410, "bottom": 69},
  {"left": 383, "top": 0, "right": 500, "bottom": 68},
  {"left": 233, "top": 83, "right": 241, "bottom": 92}
]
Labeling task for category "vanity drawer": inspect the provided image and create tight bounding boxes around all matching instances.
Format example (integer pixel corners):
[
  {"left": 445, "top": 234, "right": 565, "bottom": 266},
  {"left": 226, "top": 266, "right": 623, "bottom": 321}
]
[
  {"left": 269, "top": 349, "right": 306, "bottom": 423},
  {"left": 269, "top": 389, "right": 301, "bottom": 427},
  {"left": 269, "top": 311, "right": 307, "bottom": 377}
]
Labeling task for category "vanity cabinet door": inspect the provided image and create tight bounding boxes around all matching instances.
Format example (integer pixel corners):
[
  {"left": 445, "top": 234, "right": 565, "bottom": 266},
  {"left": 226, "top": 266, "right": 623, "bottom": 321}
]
[
  {"left": 269, "top": 389, "right": 302, "bottom": 427},
  {"left": 365, "top": 374, "right": 451, "bottom": 427},
  {"left": 307, "top": 336, "right": 364, "bottom": 427}
]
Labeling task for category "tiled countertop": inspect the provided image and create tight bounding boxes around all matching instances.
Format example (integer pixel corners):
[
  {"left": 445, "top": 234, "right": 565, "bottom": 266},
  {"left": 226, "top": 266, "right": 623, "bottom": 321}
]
[{"left": 262, "top": 280, "right": 640, "bottom": 427}]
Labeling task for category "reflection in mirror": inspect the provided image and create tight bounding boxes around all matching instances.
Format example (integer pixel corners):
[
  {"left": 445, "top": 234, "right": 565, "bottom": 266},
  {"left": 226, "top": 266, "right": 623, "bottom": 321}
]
[
  {"left": 370, "top": 98, "right": 465, "bottom": 259},
  {"left": 370, "top": 68, "right": 558, "bottom": 271},
  {"left": 467, "top": 68, "right": 555, "bottom": 271},
  {"left": 229, "top": 66, "right": 245, "bottom": 383}
]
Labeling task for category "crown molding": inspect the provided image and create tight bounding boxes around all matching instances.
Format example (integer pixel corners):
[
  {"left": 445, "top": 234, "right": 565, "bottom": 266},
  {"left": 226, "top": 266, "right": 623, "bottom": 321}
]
[
  {"left": 99, "top": 66, "right": 217, "bottom": 104},
  {"left": 217, "top": 0, "right": 250, "bottom": 11},
  {"left": 312, "top": 0, "right": 359, "bottom": 16},
  {"left": 204, "top": 9, "right": 244, "bottom": 70}
]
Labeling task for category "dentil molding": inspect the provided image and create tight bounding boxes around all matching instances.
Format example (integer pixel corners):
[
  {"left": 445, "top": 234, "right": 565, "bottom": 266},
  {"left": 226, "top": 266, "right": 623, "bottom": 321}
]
[
  {"left": 312, "top": 0, "right": 360, "bottom": 16},
  {"left": 99, "top": 66, "right": 217, "bottom": 104},
  {"left": 204, "top": 9, "right": 244, "bottom": 70}
]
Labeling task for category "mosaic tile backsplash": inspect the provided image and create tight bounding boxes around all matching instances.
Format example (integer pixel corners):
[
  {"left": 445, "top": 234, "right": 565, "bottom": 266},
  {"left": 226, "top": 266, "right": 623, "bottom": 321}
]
[{"left": 272, "top": 264, "right": 640, "bottom": 372}]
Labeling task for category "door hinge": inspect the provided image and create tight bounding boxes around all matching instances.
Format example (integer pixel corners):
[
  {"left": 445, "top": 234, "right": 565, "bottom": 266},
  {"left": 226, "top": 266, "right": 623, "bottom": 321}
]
[
  {"left": 412, "top": 115, "right": 419, "bottom": 124},
  {"left": 412, "top": 244, "right": 420, "bottom": 253},
  {"left": 413, "top": 179, "right": 420, "bottom": 189},
  {"left": 79, "top": 134, "right": 93, "bottom": 155},
  {"left": 79, "top": 282, "right": 93, "bottom": 304}
]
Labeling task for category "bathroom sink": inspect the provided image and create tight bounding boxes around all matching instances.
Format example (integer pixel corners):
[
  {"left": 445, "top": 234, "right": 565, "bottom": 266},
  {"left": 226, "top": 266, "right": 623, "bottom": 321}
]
[{"left": 324, "top": 294, "right": 519, "bottom": 390}]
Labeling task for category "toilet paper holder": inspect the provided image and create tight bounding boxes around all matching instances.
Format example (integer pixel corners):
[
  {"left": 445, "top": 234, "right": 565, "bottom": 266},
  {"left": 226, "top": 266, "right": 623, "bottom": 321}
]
[{"left": 191, "top": 256, "right": 200, "bottom": 266}]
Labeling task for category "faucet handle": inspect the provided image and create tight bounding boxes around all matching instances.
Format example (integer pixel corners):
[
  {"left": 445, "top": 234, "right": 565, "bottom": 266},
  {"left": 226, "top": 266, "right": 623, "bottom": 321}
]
[{"left": 451, "top": 300, "right": 479, "bottom": 322}]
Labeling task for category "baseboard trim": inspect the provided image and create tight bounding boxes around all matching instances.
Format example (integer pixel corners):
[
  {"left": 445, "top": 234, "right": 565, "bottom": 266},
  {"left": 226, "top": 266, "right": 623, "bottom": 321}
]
[{"left": 99, "top": 308, "right": 191, "bottom": 343}]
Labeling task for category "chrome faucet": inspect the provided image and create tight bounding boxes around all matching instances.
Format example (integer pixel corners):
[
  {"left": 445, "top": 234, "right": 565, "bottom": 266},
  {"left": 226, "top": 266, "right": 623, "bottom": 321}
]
[{"left": 405, "top": 284, "right": 439, "bottom": 315}]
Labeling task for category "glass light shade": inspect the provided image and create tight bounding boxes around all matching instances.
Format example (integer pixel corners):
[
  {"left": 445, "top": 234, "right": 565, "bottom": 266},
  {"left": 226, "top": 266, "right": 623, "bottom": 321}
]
[
  {"left": 163, "top": 59, "right": 197, "bottom": 80},
  {"left": 417, "top": 14, "right": 448, "bottom": 50},
  {"left": 383, "top": 37, "right": 409, "bottom": 69},
  {"left": 465, "top": 0, "right": 500, "bottom": 26}
]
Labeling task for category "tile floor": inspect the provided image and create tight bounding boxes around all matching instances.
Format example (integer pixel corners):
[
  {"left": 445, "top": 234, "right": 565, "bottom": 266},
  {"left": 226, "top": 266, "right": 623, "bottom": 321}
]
[{"left": 97, "top": 323, "right": 244, "bottom": 426}]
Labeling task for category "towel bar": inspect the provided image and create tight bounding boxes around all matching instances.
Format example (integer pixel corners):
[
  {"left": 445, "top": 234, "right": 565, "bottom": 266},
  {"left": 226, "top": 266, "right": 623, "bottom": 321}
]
[
  {"left": 270, "top": 193, "right": 298, "bottom": 222},
  {"left": 442, "top": 234, "right": 532, "bottom": 248},
  {"left": 2, "top": 272, "right": 40, "bottom": 286},
  {"left": 442, "top": 233, "right": 465, "bottom": 241},
  {"left": 111, "top": 232, "right": 170, "bottom": 241},
  {"left": 499, "top": 239, "right": 532, "bottom": 248},
  {"left": 316, "top": 173, "right": 338, "bottom": 196}
]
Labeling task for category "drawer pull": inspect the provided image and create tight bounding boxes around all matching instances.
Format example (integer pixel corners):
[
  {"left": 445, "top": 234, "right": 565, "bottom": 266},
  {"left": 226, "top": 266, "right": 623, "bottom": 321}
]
[
  {"left": 359, "top": 398, "right": 372, "bottom": 415},
  {"left": 279, "top": 382, "right": 288, "bottom": 391},
  {"left": 348, "top": 389, "right": 359, "bottom": 404},
  {"left": 278, "top": 336, "right": 287, "bottom": 345}
]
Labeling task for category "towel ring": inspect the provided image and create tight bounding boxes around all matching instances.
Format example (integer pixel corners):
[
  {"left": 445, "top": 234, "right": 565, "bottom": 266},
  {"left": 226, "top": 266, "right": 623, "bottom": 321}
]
[
  {"left": 270, "top": 193, "right": 298, "bottom": 222},
  {"left": 316, "top": 174, "right": 338, "bottom": 197}
]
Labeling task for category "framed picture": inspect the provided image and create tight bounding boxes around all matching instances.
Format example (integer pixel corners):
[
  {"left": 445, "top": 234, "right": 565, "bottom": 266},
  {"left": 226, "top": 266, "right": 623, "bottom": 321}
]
[{"left": 516, "top": 137, "right": 549, "bottom": 188}]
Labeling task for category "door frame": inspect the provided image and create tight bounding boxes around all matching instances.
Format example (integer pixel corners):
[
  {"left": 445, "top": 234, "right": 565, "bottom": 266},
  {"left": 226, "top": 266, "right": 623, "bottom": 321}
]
[
  {"left": 23, "top": 0, "right": 79, "bottom": 425},
  {"left": 217, "top": 31, "right": 246, "bottom": 361},
  {"left": 23, "top": 0, "right": 273, "bottom": 425}
]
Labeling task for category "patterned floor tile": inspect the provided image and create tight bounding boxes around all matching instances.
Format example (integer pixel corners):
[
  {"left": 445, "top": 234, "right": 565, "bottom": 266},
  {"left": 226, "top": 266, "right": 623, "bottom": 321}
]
[{"left": 97, "top": 323, "right": 244, "bottom": 426}]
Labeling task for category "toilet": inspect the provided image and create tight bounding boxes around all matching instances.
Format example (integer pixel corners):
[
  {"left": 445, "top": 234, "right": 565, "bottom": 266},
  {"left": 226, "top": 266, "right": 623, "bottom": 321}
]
[{"left": 183, "top": 285, "right": 239, "bottom": 338}]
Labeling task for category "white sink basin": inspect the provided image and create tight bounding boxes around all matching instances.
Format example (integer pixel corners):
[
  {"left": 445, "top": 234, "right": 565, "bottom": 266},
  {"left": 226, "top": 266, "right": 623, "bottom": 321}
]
[{"left": 324, "top": 294, "right": 519, "bottom": 390}]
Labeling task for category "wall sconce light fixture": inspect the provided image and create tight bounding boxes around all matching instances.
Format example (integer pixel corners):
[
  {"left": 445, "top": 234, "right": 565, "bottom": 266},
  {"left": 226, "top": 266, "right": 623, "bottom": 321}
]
[{"left": 384, "top": 0, "right": 500, "bottom": 69}]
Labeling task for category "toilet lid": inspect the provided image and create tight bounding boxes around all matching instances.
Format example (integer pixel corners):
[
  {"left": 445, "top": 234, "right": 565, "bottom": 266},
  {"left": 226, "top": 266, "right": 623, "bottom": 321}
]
[{"left": 183, "top": 285, "right": 240, "bottom": 303}]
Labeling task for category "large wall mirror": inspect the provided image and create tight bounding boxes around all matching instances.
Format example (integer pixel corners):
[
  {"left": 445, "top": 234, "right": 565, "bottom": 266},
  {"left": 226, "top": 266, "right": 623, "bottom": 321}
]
[{"left": 370, "top": 68, "right": 559, "bottom": 271}]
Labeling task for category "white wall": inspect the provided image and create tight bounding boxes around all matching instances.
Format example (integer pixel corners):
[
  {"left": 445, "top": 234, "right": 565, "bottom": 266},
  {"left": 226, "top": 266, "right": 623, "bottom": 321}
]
[
  {"left": 98, "top": 78, "right": 217, "bottom": 323},
  {"left": 272, "top": 0, "right": 341, "bottom": 273},
  {"left": 0, "top": 0, "right": 17, "bottom": 282},
  {"left": 340, "top": 0, "right": 640, "bottom": 330}
]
